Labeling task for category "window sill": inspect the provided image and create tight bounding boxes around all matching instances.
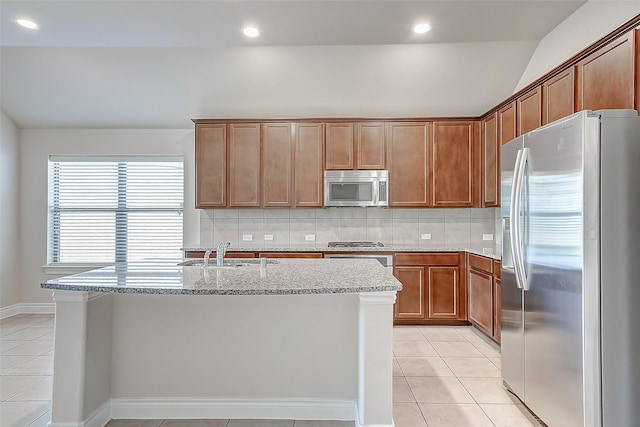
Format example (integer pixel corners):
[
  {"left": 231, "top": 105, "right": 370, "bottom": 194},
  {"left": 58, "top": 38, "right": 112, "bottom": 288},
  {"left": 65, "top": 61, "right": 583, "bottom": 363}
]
[{"left": 43, "top": 264, "right": 112, "bottom": 276}]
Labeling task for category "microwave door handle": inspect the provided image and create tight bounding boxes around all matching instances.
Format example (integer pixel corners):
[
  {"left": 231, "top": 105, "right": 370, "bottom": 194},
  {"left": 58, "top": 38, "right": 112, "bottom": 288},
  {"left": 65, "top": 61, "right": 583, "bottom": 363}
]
[{"left": 374, "top": 180, "right": 380, "bottom": 205}]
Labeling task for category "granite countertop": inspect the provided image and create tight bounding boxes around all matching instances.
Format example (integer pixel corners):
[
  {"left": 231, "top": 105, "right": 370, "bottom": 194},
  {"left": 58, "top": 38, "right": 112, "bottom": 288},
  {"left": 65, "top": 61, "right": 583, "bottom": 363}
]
[
  {"left": 182, "top": 245, "right": 502, "bottom": 261},
  {"left": 41, "top": 258, "right": 402, "bottom": 296}
]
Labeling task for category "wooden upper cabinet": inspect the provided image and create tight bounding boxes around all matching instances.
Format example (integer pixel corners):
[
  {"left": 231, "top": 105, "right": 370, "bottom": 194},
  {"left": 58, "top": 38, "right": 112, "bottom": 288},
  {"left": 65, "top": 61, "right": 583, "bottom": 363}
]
[
  {"left": 262, "top": 123, "right": 292, "bottom": 207},
  {"left": 482, "top": 113, "right": 499, "bottom": 207},
  {"left": 228, "top": 123, "right": 261, "bottom": 207},
  {"left": 498, "top": 101, "right": 516, "bottom": 145},
  {"left": 637, "top": 29, "right": 640, "bottom": 113},
  {"left": 576, "top": 31, "right": 635, "bottom": 111},
  {"left": 356, "top": 122, "right": 386, "bottom": 169},
  {"left": 387, "top": 122, "right": 430, "bottom": 207},
  {"left": 517, "top": 86, "right": 542, "bottom": 135},
  {"left": 431, "top": 121, "right": 480, "bottom": 207},
  {"left": 543, "top": 68, "right": 575, "bottom": 125},
  {"left": 195, "top": 124, "right": 227, "bottom": 208},
  {"left": 325, "top": 122, "right": 354, "bottom": 170},
  {"left": 294, "top": 123, "right": 324, "bottom": 207}
]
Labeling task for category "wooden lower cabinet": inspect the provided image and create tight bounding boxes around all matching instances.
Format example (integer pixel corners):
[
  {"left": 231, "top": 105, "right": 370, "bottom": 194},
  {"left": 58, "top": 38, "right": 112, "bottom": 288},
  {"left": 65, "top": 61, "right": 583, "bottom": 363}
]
[
  {"left": 493, "top": 278, "right": 501, "bottom": 344},
  {"left": 394, "top": 266, "right": 426, "bottom": 320},
  {"left": 468, "top": 269, "right": 494, "bottom": 337},
  {"left": 467, "top": 254, "right": 501, "bottom": 343},
  {"left": 393, "top": 253, "right": 467, "bottom": 324}
]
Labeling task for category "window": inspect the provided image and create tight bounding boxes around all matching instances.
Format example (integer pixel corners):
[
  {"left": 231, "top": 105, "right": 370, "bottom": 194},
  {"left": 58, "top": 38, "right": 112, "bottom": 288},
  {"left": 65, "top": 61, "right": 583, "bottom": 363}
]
[{"left": 48, "top": 156, "right": 184, "bottom": 264}]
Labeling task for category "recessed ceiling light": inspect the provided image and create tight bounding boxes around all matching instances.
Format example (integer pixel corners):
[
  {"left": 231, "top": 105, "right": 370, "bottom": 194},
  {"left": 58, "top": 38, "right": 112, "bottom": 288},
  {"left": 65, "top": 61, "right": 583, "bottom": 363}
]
[
  {"left": 242, "top": 27, "right": 260, "bottom": 38},
  {"left": 16, "top": 18, "right": 39, "bottom": 30},
  {"left": 413, "top": 23, "right": 431, "bottom": 34}
]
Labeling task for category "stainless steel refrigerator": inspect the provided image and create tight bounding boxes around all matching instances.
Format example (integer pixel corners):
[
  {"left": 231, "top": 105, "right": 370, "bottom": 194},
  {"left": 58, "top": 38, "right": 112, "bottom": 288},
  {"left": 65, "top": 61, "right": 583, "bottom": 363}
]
[{"left": 501, "top": 109, "right": 640, "bottom": 427}]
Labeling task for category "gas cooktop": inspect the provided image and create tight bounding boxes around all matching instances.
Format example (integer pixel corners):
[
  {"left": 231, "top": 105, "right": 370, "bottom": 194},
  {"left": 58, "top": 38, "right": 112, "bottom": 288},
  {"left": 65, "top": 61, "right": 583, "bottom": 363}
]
[{"left": 327, "top": 241, "right": 385, "bottom": 248}]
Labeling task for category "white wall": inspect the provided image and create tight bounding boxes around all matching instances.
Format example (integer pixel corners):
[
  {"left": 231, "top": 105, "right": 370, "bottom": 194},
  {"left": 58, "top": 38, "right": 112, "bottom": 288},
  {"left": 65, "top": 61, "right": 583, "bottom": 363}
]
[
  {"left": 515, "top": 0, "right": 640, "bottom": 92},
  {"left": 18, "top": 129, "right": 195, "bottom": 304},
  {"left": 0, "top": 110, "right": 21, "bottom": 310}
]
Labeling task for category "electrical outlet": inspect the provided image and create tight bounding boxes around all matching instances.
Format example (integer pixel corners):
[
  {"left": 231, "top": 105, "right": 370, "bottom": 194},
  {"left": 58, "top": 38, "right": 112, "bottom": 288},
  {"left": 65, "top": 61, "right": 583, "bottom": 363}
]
[
  {"left": 264, "top": 234, "right": 274, "bottom": 241},
  {"left": 242, "top": 234, "right": 253, "bottom": 241},
  {"left": 421, "top": 233, "right": 432, "bottom": 240},
  {"left": 305, "top": 234, "right": 316, "bottom": 241},
  {"left": 483, "top": 234, "right": 494, "bottom": 241}
]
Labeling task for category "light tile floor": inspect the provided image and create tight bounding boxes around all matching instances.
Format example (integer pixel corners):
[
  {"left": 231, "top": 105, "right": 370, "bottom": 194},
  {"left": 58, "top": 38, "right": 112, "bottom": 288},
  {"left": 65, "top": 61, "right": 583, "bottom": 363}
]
[{"left": 1, "top": 315, "right": 543, "bottom": 427}]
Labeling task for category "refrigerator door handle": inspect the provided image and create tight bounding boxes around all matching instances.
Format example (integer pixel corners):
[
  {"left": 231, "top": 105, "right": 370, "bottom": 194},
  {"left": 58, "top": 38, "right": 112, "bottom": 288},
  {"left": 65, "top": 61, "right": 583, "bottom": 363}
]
[
  {"left": 510, "top": 149, "right": 524, "bottom": 289},
  {"left": 513, "top": 147, "right": 529, "bottom": 291}
]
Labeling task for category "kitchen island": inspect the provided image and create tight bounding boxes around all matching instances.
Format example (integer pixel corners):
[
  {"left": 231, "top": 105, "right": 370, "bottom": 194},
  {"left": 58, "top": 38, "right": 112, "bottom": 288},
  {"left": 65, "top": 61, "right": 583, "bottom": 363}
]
[{"left": 41, "top": 258, "right": 401, "bottom": 427}]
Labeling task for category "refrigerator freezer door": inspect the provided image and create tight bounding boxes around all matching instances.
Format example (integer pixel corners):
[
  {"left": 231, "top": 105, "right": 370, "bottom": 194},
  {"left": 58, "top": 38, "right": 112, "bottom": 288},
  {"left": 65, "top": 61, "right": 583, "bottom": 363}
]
[
  {"left": 523, "top": 112, "right": 585, "bottom": 427},
  {"left": 500, "top": 135, "right": 524, "bottom": 400}
]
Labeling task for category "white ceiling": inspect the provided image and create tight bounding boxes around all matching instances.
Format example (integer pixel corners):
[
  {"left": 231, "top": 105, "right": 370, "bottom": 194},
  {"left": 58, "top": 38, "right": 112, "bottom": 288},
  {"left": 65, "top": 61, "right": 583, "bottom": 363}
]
[{"left": 0, "top": 0, "right": 586, "bottom": 129}]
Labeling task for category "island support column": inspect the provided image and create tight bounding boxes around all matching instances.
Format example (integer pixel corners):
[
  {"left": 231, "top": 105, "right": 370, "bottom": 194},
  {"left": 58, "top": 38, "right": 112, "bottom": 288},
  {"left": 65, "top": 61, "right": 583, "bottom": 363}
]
[
  {"left": 50, "top": 291, "right": 113, "bottom": 427},
  {"left": 357, "top": 291, "right": 396, "bottom": 427}
]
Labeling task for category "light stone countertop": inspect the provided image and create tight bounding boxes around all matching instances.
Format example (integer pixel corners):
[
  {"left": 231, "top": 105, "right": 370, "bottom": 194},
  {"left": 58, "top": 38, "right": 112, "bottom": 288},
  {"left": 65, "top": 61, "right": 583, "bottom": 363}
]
[
  {"left": 41, "top": 258, "right": 402, "bottom": 295},
  {"left": 182, "top": 245, "right": 502, "bottom": 261}
]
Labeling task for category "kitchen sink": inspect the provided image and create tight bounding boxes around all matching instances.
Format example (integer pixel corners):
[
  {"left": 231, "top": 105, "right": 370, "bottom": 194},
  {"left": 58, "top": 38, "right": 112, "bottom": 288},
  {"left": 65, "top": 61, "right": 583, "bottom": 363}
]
[{"left": 178, "top": 259, "right": 280, "bottom": 268}]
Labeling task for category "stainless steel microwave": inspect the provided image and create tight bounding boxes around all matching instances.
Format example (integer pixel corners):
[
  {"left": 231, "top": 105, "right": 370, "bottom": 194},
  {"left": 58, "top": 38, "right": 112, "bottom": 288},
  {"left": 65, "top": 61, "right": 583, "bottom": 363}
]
[{"left": 323, "top": 170, "right": 388, "bottom": 207}]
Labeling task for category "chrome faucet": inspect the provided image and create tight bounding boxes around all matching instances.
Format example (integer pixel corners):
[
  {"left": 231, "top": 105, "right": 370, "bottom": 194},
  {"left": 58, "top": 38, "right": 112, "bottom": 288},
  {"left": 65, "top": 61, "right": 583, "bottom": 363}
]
[
  {"left": 216, "top": 241, "right": 230, "bottom": 266},
  {"left": 203, "top": 249, "right": 213, "bottom": 267}
]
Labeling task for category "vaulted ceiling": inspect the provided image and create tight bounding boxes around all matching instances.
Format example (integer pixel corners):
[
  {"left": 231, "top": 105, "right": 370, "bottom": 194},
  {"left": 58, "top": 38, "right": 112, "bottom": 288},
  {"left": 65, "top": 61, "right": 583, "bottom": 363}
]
[{"left": 1, "top": 1, "right": 586, "bottom": 128}]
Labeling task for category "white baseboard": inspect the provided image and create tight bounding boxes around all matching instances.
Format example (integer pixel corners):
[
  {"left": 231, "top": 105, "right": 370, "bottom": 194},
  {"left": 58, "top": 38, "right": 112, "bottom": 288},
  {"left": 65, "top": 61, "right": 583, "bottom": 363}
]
[
  {"left": 110, "top": 398, "right": 357, "bottom": 422},
  {"left": 0, "top": 304, "right": 20, "bottom": 319},
  {"left": 47, "top": 401, "right": 110, "bottom": 427},
  {"left": 1, "top": 303, "right": 55, "bottom": 319}
]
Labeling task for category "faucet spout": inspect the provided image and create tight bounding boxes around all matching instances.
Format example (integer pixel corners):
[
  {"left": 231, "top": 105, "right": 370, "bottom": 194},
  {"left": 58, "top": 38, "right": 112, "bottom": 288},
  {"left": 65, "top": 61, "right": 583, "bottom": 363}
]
[
  {"left": 203, "top": 249, "right": 213, "bottom": 267},
  {"left": 216, "top": 241, "right": 230, "bottom": 266}
]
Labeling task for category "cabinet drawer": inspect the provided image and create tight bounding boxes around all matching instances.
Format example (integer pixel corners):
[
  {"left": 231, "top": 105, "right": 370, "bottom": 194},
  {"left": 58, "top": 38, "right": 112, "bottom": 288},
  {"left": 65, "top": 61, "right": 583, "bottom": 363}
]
[
  {"left": 493, "top": 260, "right": 501, "bottom": 279},
  {"left": 395, "top": 253, "right": 459, "bottom": 266},
  {"left": 468, "top": 253, "right": 493, "bottom": 273}
]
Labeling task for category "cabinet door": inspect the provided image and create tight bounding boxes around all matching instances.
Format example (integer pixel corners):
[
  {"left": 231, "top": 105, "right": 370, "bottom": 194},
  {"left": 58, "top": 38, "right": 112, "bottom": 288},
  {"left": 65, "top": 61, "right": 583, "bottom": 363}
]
[
  {"left": 262, "top": 123, "right": 292, "bottom": 207},
  {"left": 325, "top": 123, "right": 354, "bottom": 170},
  {"left": 387, "top": 122, "right": 430, "bottom": 207},
  {"left": 431, "top": 121, "right": 479, "bottom": 207},
  {"left": 427, "top": 265, "right": 461, "bottom": 319},
  {"left": 482, "top": 113, "right": 499, "bottom": 207},
  {"left": 356, "top": 122, "right": 386, "bottom": 169},
  {"left": 294, "top": 123, "right": 324, "bottom": 207},
  {"left": 543, "top": 68, "right": 575, "bottom": 125},
  {"left": 517, "top": 86, "right": 542, "bottom": 136},
  {"left": 394, "top": 266, "right": 426, "bottom": 320},
  {"left": 576, "top": 31, "right": 635, "bottom": 111},
  {"left": 499, "top": 101, "right": 516, "bottom": 145},
  {"left": 195, "top": 124, "right": 227, "bottom": 208},
  {"left": 229, "top": 124, "right": 261, "bottom": 207},
  {"left": 493, "top": 278, "right": 502, "bottom": 344},
  {"left": 468, "top": 269, "right": 494, "bottom": 337}
]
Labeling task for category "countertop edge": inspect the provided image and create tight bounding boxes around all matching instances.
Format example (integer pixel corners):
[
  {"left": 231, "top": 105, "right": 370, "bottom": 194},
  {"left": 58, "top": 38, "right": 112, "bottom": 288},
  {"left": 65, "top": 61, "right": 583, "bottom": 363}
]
[
  {"left": 182, "top": 246, "right": 501, "bottom": 260},
  {"left": 40, "top": 283, "right": 401, "bottom": 295}
]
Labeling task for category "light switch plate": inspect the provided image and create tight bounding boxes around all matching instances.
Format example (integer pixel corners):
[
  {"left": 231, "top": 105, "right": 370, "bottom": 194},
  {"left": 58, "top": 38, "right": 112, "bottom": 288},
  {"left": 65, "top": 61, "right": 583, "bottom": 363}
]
[
  {"left": 305, "top": 234, "right": 316, "bottom": 241},
  {"left": 421, "top": 233, "right": 432, "bottom": 240},
  {"left": 242, "top": 234, "right": 253, "bottom": 241},
  {"left": 264, "top": 234, "right": 274, "bottom": 241},
  {"left": 483, "top": 234, "right": 494, "bottom": 241}
]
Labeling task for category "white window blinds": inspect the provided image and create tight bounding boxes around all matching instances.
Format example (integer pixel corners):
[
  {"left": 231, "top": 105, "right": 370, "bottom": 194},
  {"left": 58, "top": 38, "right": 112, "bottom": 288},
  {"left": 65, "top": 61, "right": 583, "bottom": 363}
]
[{"left": 48, "top": 156, "right": 184, "bottom": 264}]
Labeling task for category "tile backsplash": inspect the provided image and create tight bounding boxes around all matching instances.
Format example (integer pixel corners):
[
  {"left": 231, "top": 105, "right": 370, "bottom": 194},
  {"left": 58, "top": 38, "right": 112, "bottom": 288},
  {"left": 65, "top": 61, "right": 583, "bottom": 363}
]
[{"left": 200, "top": 207, "right": 501, "bottom": 250}]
